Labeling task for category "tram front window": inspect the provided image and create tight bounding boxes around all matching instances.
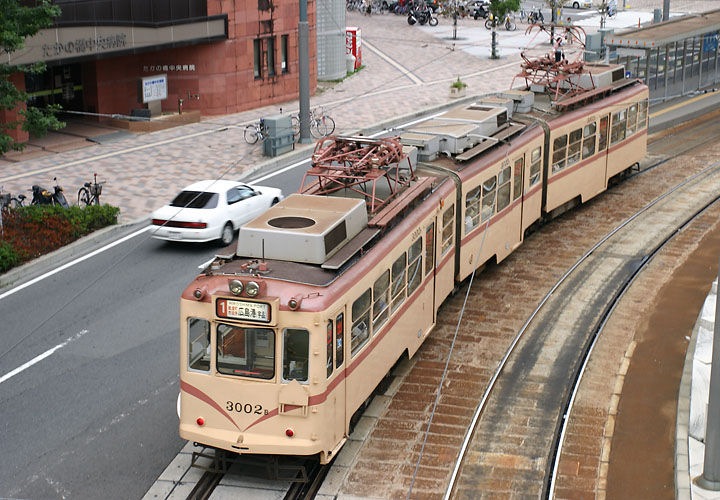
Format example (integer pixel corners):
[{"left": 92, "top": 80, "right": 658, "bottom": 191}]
[
  {"left": 217, "top": 324, "right": 275, "bottom": 379},
  {"left": 283, "top": 328, "right": 309, "bottom": 383},
  {"left": 188, "top": 318, "right": 211, "bottom": 372}
]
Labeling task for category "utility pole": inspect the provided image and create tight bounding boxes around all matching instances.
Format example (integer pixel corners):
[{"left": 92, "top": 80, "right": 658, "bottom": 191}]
[
  {"left": 695, "top": 257, "right": 720, "bottom": 491},
  {"left": 298, "top": 0, "right": 311, "bottom": 143}
]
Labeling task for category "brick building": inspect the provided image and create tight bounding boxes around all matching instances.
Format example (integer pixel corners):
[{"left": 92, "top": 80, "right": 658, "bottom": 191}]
[{"left": 2, "top": 0, "right": 317, "bottom": 144}]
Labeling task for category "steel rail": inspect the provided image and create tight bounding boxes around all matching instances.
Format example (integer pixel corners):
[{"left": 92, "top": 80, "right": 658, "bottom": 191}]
[
  {"left": 546, "top": 165, "right": 720, "bottom": 499},
  {"left": 442, "top": 156, "right": 720, "bottom": 500}
]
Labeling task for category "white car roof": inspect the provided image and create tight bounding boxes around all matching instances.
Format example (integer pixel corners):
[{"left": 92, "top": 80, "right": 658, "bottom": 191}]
[{"left": 181, "top": 179, "right": 248, "bottom": 194}]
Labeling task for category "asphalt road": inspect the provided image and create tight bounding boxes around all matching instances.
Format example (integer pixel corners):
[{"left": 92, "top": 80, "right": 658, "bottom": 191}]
[{"left": 0, "top": 165, "right": 305, "bottom": 499}]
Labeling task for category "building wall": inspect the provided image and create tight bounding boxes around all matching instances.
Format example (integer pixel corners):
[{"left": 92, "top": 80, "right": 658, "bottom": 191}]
[
  {"left": 0, "top": 73, "right": 29, "bottom": 146},
  {"left": 86, "top": 0, "right": 317, "bottom": 117}
]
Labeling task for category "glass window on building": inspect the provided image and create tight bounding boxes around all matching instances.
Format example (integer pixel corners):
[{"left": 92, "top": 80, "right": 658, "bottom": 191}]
[
  {"left": 267, "top": 36, "right": 276, "bottom": 77},
  {"left": 188, "top": 317, "right": 210, "bottom": 372},
  {"left": 281, "top": 35, "right": 289, "bottom": 73},
  {"left": 253, "top": 39, "right": 262, "bottom": 79}
]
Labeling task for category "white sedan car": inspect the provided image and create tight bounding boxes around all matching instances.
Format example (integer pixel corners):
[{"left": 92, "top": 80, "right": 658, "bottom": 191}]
[{"left": 151, "top": 180, "right": 283, "bottom": 245}]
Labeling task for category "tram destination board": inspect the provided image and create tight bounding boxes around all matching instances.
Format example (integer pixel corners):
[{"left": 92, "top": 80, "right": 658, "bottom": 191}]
[{"left": 216, "top": 298, "right": 271, "bottom": 323}]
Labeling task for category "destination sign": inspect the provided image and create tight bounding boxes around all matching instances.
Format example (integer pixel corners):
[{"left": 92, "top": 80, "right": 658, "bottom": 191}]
[{"left": 216, "top": 298, "right": 271, "bottom": 323}]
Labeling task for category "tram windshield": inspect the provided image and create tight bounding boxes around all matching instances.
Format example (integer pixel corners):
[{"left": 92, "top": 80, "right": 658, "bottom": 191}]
[{"left": 217, "top": 324, "right": 275, "bottom": 379}]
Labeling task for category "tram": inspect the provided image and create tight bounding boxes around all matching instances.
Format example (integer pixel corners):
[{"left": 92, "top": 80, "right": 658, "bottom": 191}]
[{"left": 178, "top": 57, "right": 648, "bottom": 464}]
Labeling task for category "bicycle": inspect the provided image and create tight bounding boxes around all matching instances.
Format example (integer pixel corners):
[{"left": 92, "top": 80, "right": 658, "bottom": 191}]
[
  {"left": 77, "top": 173, "right": 105, "bottom": 206},
  {"left": 485, "top": 12, "right": 516, "bottom": 30},
  {"left": 291, "top": 107, "right": 336, "bottom": 139},
  {"left": 244, "top": 118, "right": 268, "bottom": 144},
  {"left": 0, "top": 186, "right": 26, "bottom": 209}
]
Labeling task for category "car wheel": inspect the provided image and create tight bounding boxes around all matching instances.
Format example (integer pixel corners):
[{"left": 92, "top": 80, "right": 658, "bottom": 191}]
[
  {"left": 272, "top": 197, "right": 280, "bottom": 205},
  {"left": 572, "top": 1, "right": 579, "bottom": 8},
  {"left": 220, "top": 222, "right": 234, "bottom": 246}
]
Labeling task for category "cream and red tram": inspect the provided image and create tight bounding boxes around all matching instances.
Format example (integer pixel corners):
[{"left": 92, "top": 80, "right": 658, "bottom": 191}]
[{"left": 179, "top": 62, "right": 648, "bottom": 464}]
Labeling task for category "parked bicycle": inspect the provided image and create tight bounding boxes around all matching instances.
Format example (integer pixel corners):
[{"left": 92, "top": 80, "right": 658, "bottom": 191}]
[
  {"left": 291, "top": 107, "right": 336, "bottom": 139},
  {"left": 244, "top": 118, "right": 269, "bottom": 144},
  {"left": 78, "top": 173, "right": 105, "bottom": 206},
  {"left": 0, "top": 187, "right": 26, "bottom": 209},
  {"left": 485, "top": 12, "right": 516, "bottom": 30}
]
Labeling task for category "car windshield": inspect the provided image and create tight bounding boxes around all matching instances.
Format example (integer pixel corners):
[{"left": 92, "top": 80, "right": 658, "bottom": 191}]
[{"left": 170, "top": 191, "right": 219, "bottom": 209}]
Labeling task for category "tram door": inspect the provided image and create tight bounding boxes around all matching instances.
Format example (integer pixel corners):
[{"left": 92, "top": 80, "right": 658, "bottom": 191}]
[{"left": 327, "top": 309, "right": 347, "bottom": 439}]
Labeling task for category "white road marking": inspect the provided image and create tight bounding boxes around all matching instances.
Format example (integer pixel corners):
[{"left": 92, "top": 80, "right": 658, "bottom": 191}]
[
  {"left": 0, "top": 226, "right": 152, "bottom": 301},
  {"left": 0, "top": 330, "right": 88, "bottom": 385}
]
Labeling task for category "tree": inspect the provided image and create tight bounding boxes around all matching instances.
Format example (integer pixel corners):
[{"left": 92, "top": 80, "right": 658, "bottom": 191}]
[
  {"left": 488, "top": 0, "right": 521, "bottom": 59},
  {"left": 1, "top": 0, "right": 64, "bottom": 154}
]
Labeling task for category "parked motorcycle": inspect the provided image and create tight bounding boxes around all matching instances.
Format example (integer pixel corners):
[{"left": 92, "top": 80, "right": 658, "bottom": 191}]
[
  {"left": 407, "top": 3, "right": 438, "bottom": 25},
  {"left": 31, "top": 177, "right": 69, "bottom": 208}
]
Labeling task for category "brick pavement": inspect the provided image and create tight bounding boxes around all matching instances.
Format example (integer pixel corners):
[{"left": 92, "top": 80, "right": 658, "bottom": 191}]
[{"left": 0, "top": 12, "right": 524, "bottom": 223}]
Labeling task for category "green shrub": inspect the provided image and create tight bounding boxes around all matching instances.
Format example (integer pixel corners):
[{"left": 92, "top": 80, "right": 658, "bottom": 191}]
[
  {"left": 0, "top": 241, "right": 20, "bottom": 273},
  {"left": 0, "top": 204, "right": 120, "bottom": 273}
]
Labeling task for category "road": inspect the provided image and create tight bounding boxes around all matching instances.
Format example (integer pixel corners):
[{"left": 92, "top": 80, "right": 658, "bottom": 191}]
[{"left": 0, "top": 166, "right": 305, "bottom": 500}]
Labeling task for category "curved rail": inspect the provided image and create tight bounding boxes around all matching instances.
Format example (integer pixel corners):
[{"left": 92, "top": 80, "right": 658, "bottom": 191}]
[{"left": 443, "top": 156, "right": 720, "bottom": 500}]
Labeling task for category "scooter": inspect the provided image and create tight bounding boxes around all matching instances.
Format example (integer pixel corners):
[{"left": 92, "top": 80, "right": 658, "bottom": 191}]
[
  {"left": 407, "top": 3, "right": 437, "bottom": 25},
  {"left": 31, "top": 177, "right": 69, "bottom": 208}
]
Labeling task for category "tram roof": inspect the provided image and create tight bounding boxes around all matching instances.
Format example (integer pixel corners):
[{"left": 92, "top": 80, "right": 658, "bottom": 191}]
[{"left": 606, "top": 8, "right": 720, "bottom": 49}]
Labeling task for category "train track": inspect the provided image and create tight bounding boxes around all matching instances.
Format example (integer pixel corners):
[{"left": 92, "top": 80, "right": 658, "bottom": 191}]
[
  {"left": 331, "top": 114, "right": 720, "bottom": 498},
  {"left": 444, "top": 157, "right": 720, "bottom": 499}
]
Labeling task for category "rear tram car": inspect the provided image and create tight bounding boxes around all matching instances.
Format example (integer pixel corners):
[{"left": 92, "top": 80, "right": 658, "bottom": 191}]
[{"left": 179, "top": 62, "right": 648, "bottom": 464}]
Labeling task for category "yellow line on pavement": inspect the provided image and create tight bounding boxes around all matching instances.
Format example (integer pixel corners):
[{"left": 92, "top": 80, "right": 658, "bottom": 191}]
[{"left": 650, "top": 89, "right": 720, "bottom": 118}]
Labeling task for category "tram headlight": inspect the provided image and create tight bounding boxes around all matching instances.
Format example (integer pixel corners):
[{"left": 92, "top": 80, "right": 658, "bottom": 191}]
[
  {"left": 229, "top": 279, "right": 244, "bottom": 296},
  {"left": 245, "top": 281, "right": 260, "bottom": 297}
]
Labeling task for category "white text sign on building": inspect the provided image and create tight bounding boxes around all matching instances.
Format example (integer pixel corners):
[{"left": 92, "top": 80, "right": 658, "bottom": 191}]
[{"left": 141, "top": 74, "right": 168, "bottom": 103}]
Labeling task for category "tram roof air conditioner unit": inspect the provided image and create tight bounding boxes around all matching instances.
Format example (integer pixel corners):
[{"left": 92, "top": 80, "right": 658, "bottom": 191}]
[{"left": 237, "top": 194, "right": 368, "bottom": 265}]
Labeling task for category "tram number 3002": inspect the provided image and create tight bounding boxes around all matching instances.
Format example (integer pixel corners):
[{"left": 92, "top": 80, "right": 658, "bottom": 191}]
[{"left": 226, "top": 401, "right": 268, "bottom": 415}]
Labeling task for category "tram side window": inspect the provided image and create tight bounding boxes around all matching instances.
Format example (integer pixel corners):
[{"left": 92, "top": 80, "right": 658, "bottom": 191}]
[
  {"left": 217, "top": 324, "right": 275, "bottom": 380},
  {"left": 610, "top": 109, "right": 627, "bottom": 145},
  {"left": 529, "top": 147, "right": 542, "bottom": 186},
  {"left": 626, "top": 104, "right": 638, "bottom": 137},
  {"left": 441, "top": 204, "right": 454, "bottom": 256},
  {"left": 283, "top": 328, "right": 309, "bottom": 383},
  {"left": 188, "top": 317, "right": 211, "bottom": 372},
  {"left": 373, "top": 270, "right": 390, "bottom": 332},
  {"left": 391, "top": 253, "right": 407, "bottom": 312},
  {"left": 567, "top": 129, "right": 582, "bottom": 167},
  {"left": 407, "top": 238, "right": 423, "bottom": 295},
  {"left": 327, "top": 321, "right": 333, "bottom": 378},
  {"left": 598, "top": 115, "right": 610, "bottom": 151},
  {"left": 496, "top": 167, "right": 511, "bottom": 212},
  {"left": 513, "top": 158, "right": 523, "bottom": 201},
  {"left": 481, "top": 176, "right": 496, "bottom": 222},
  {"left": 552, "top": 134, "right": 568, "bottom": 173},
  {"left": 582, "top": 123, "right": 597, "bottom": 159},
  {"left": 351, "top": 289, "right": 371, "bottom": 357},
  {"left": 335, "top": 313, "right": 344, "bottom": 368},
  {"left": 638, "top": 101, "right": 648, "bottom": 129},
  {"left": 465, "top": 185, "right": 481, "bottom": 233},
  {"left": 424, "top": 223, "right": 435, "bottom": 276}
]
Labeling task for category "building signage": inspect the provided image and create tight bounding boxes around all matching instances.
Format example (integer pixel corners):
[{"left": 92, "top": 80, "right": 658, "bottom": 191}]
[
  {"left": 143, "top": 64, "right": 196, "bottom": 72},
  {"left": 42, "top": 34, "right": 127, "bottom": 58},
  {"left": 140, "top": 74, "right": 168, "bottom": 103}
]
